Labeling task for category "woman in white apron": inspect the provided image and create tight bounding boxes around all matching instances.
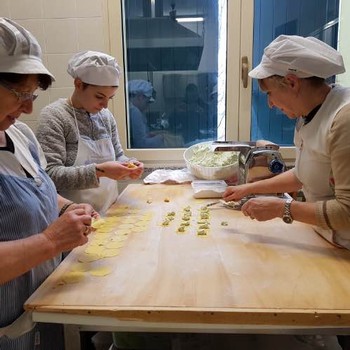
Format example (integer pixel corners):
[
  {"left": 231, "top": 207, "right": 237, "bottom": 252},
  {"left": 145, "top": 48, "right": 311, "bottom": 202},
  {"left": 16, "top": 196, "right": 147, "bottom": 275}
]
[
  {"left": 224, "top": 35, "right": 350, "bottom": 249},
  {"left": 0, "top": 18, "right": 95, "bottom": 350},
  {"left": 36, "top": 51, "right": 144, "bottom": 216},
  {"left": 222, "top": 35, "right": 350, "bottom": 350}
]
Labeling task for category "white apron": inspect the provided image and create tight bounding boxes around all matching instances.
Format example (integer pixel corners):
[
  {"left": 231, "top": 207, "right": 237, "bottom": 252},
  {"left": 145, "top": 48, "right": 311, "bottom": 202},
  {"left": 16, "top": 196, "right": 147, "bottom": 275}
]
[
  {"left": 60, "top": 112, "right": 118, "bottom": 215},
  {"left": 294, "top": 85, "right": 350, "bottom": 247}
]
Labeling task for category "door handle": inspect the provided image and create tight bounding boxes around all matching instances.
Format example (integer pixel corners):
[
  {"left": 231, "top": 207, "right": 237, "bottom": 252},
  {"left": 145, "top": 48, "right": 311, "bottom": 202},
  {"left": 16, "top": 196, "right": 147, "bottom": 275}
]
[{"left": 241, "top": 56, "right": 249, "bottom": 88}]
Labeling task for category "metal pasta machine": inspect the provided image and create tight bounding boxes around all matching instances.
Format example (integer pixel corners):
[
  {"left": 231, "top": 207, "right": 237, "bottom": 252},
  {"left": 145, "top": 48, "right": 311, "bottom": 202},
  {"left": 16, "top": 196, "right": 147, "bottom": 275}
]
[{"left": 212, "top": 140, "right": 286, "bottom": 184}]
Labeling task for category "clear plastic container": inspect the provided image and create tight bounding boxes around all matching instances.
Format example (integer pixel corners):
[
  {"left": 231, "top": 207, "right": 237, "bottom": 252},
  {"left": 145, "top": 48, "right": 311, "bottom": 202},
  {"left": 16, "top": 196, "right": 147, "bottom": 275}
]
[{"left": 191, "top": 180, "right": 227, "bottom": 198}]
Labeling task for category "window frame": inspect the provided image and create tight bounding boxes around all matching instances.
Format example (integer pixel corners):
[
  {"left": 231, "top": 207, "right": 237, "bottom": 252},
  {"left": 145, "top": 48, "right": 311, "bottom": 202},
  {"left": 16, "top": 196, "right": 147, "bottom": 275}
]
[
  {"left": 106, "top": 0, "right": 349, "bottom": 167},
  {"left": 240, "top": 1, "right": 296, "bottom": 164},
  {"left": 106, "top": 0, "right": 245, "bottom": 165}
]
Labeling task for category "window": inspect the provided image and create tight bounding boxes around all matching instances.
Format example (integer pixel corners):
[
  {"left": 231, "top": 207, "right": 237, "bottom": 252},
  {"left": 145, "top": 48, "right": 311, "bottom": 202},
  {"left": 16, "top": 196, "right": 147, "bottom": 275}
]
[
  {"left": 123, "top": 0, "right": 227, "bottom": 151},
  {"left": 107, "top": 0, "right": 344, "bottom": 165}
]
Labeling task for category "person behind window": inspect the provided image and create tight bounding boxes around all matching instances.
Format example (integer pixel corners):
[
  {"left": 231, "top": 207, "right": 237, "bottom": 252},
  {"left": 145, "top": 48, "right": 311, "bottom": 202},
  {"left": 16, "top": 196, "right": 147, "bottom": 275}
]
[
  {"left": 0, "top": 17, "right": 96, "bottom": 350},
  {"left": 224, "top": 35, "right": 350, "bottom": 251},
  {"left": 128, "top": 79, "right": 165, "bottom": 148},
  {"left": 168, "top": 82, "right": 211, "bottom": 145},
  {"left": 128, "top": 79, "right": 184, "bottom": 148},
  {"left": 36, "top": 51, "right": 144, "bottom": 216}
]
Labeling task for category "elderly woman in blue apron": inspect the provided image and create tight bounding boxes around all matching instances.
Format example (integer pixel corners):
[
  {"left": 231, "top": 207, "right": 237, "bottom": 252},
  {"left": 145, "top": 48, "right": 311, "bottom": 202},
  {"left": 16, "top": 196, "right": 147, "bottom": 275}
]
[
  {"left": 37, "top": 51, "right": 144, "bottom": 215},
  {"left": 0, "top": 18, "right": 96, "bottom": 349}
]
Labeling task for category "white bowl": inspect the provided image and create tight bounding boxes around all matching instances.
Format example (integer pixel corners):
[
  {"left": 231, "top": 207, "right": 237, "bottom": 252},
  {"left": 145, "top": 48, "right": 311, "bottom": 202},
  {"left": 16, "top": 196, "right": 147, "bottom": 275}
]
[{"left": 183, "top": 141, "right": 239, "bottom": 182}]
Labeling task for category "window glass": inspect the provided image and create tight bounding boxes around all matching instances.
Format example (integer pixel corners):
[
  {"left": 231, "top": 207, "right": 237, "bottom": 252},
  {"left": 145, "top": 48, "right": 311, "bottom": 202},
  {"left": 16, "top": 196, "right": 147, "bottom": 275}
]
[
  {"left": 251, "top": 0, "right": 340, "bottom": 146},
  {"left": 123, "top": 0, "right": 226, "bottom": 149}
]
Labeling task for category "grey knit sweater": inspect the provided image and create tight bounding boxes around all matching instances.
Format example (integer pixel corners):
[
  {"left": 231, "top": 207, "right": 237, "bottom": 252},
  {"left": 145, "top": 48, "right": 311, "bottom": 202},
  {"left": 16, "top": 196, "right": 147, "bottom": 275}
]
[{"left": 36, "top": 98, "right": 130, "bottom": 191}]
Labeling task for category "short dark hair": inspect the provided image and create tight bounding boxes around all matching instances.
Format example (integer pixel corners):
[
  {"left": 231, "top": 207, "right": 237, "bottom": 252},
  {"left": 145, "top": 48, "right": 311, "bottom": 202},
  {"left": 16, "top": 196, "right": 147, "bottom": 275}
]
[{"left": 0, "top": 72, "right": 53, "bottom": 90}]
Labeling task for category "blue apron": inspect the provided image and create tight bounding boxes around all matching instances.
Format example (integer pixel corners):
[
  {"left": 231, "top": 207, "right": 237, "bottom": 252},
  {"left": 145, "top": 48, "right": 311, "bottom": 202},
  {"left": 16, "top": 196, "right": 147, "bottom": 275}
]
[{"left": 0, "top": 125, "right": 63, "bottom": 350}]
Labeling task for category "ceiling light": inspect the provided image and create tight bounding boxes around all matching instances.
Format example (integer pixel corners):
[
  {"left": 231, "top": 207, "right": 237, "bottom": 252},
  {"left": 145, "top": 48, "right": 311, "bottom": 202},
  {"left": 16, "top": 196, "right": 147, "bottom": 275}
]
[{"left": 176, "top": 17, "right": 204, "bottom": 23}]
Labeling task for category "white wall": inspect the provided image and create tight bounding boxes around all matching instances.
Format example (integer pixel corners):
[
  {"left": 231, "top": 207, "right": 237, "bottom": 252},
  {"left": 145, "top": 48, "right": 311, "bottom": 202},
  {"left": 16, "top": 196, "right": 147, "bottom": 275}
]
[{"left": 0, "top": 0, "right": 108, "bottom": 130}]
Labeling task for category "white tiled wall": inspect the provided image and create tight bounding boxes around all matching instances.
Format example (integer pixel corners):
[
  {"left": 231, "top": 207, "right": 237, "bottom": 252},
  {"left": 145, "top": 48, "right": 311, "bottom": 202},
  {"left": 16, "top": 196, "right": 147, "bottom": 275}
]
[{"left": 1, "top": 0, "right": 108, "bottom": 130}]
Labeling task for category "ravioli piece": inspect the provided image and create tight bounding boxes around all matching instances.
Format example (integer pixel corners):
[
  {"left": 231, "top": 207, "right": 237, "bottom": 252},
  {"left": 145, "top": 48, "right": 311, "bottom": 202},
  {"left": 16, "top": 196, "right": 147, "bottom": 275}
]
[
  {"left": 177, "top": 226, "right": 186, "bottom": 233},
  {"left": 111, "top": 235, "right": 128, "bottom": 242},
  {"left": 101, "top": 249, "right": 120, "bottom": 258},
  {"left": 89, "top": 240, "right": 105, "bottom": 247},
  {"left": 91, "top": 218, "right": 106, "bottom": 229},
  {"left": 113, "top": 229, "right": 130, "bottom": 236},
  {"left": 89, "top": 266, "right": 112, "bottom": 276},
  {"left": 197, "top": 229, "right": 208, "bottom": 236},
  {"left": 84, "top": 246, "right": 105, "bottom": 255},
  {"left": 105, "top": 241, "right": 124, "bottom": 249},
  {"left": 118, "top": 223, "right": 134, "bottom": 229},
  {"left": 126, "top": 162, "right": 137, "bottom": 168},
  {"left": 120, "top": 218, "right": 138, "bottom": 224},
  {"left": 70, "top": 262, "right": 91, "bottom": 272},
  {"left": 96, "top": 228, "right": 114, "bottom": 234},
  {"left": 78, "top": 253, "right": 101, "bottom": 263},
  {"left": 60, "top": 271, "right": 85, "bottom": 284}
]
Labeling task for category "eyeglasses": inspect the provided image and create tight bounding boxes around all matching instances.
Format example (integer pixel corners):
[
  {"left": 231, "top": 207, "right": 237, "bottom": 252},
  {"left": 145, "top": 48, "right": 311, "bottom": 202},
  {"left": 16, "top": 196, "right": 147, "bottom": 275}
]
[{"left": 0, "top": 81, "right": 38, "bottom": 102}]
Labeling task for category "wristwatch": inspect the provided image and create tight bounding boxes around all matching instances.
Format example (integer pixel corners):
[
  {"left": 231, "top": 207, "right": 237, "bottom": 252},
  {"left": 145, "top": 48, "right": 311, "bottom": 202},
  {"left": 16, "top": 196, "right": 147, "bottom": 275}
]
[{"left": 282, "top": 198, "right": 294, "bottom": 224}]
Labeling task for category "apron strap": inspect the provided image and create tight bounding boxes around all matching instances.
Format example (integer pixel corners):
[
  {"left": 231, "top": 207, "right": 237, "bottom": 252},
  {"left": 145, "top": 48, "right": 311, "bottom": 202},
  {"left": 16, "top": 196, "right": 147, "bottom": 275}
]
[{"left": 0, "top": 311, "right": 36, "bottom": 339}]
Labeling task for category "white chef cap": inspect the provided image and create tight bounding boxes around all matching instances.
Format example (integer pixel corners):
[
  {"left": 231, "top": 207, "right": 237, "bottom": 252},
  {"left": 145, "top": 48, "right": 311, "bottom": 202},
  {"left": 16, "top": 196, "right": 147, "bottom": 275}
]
[
  {"left": 128, "top": 79, "right": 155, "bottom": 102},
  {"left": 0, "top": 17, "right": 54, "bottom": 79},
  {"left": 249, "top": 35, "right": 345, "bottom": 80},
  {"left": 67, "top": 50, "right": 121, "bottom": 86}
]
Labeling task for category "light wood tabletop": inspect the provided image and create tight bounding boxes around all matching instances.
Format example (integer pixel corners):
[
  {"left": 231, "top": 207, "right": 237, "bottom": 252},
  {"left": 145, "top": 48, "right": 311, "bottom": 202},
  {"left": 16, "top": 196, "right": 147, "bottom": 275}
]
[{"left": 25, "top": 184, "right": 350, "bottom": 332}]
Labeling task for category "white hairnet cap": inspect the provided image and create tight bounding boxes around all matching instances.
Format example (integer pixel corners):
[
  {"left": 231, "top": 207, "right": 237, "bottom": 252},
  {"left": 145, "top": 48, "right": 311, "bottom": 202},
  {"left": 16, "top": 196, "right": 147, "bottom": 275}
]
[
  {"left": 128, "top": 79, "right": 155, "bottom": 102},
  {"left": 0, "top": 17, "right": 54, "bottom": 79},
  {"left": 67, "top": 50, "right": 121, "bottom": 86},
  {"left": 249, "top": 35, "right": 345, "bottom": 79}
]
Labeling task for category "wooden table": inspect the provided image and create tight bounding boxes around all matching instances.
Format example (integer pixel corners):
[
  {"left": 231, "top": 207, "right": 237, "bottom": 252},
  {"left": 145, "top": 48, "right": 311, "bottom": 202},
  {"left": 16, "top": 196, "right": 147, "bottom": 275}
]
[{"left": 25, "top": 184, "right": 350, "bottom": 348}]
